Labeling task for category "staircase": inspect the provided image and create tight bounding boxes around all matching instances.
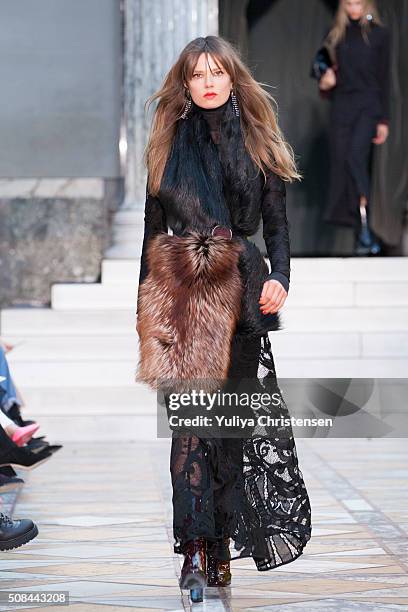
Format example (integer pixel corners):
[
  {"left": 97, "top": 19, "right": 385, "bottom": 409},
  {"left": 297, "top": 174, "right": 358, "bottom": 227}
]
[{"left": 1, "top": 257, "right": 407, "bottom": 441}]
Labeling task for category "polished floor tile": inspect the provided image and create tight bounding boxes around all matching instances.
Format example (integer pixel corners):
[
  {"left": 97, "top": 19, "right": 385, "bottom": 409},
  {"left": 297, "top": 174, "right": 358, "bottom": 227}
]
[{"left": 0, "top": 439, "right": 406, "bottom": 610}]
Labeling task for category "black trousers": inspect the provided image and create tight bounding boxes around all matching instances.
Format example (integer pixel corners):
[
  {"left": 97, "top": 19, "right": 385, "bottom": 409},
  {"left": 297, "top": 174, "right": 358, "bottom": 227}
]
[
  {"left": 169, "top": 333, "right": 261, "bottom": 557},
  {"left": 324, "top": 92, "right": 380, "bottom": 232}
]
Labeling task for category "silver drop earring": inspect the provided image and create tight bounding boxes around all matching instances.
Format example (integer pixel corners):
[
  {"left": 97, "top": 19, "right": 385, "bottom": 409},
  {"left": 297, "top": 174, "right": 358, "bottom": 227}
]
[
  {"left": 181, "top": 89, "right": 192, "bottom": 119},
  {"left": 231, "top": 89, "right": 240, "bottom": 117}
]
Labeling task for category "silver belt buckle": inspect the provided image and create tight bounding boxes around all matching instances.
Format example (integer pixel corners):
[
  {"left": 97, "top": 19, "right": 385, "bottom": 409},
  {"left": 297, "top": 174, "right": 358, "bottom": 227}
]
[{"left": 211, "top": 224, "right": 233, "bottom": 240}]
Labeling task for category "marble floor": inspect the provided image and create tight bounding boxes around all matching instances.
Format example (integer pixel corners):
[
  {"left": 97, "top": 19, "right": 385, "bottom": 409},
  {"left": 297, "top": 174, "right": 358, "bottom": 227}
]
[{"left": 0, "top": 438, "right": 407, "bottom": 611}]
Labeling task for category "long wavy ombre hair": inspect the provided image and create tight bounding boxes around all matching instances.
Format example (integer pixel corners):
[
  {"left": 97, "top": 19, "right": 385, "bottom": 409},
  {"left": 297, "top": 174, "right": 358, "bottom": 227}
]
[
  {"left": 326, "top": 0, "right": 383, "bottom": 47},
  {"left": 143, "top": 36, "right": 301, "bottom": 195}
]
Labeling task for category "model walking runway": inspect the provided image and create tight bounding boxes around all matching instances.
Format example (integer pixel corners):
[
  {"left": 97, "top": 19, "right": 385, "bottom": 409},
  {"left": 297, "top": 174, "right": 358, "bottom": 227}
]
[{"left": 136, "top": 34, "right": 312, "bottom": 603}]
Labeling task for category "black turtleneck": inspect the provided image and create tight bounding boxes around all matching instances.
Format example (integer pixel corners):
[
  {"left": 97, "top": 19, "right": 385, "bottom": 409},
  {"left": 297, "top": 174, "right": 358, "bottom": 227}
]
[
  {"left": 137, "top": 98, "right": 291, "bottom": 298},
  {"left": 194, "top": 97, "right": 230, "bottom": 116},
  {"left": 193, "top": 97, "right": 230, "bottom": 144},
  {"left": 334, "top": 17, "right": 391, "bottom": 122}
]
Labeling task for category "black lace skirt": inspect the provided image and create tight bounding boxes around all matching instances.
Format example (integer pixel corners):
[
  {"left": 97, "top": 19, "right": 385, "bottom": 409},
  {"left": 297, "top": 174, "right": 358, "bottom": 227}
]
[{"left": 168, "top": 332, "right": 312, "bottom": 571}]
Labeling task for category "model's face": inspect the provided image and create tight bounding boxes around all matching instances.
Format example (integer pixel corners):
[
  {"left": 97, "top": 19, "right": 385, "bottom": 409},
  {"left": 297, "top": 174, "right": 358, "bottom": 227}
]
[
  {"left": 186, "top": 52, "right": 232, "bottom": 109},
  {"left": 344, "top": 0, "right": 364, "bottom": 19}
]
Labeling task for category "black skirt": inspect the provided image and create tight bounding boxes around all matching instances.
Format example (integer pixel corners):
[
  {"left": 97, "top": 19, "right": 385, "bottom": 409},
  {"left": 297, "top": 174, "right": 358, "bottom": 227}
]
[{"left": 168, "top": 332, "right": 312, "bottom": 571}]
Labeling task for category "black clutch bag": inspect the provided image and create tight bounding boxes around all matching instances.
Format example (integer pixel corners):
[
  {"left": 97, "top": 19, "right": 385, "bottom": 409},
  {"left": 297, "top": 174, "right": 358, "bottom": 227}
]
[{"left": 310, "top": 45, "right": 333, "bottom": 80}]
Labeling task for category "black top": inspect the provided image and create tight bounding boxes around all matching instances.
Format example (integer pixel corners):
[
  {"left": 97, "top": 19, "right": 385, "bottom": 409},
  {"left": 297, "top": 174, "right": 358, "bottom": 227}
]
[
  {"left": 138, "top": 100, "right": 291, "bottom": 297},
  {"left": 334, "top": 18, "right": 391, "bottom": 122},
  {"left": 195, "top": 98, "right": 230, "bottom": 144}
]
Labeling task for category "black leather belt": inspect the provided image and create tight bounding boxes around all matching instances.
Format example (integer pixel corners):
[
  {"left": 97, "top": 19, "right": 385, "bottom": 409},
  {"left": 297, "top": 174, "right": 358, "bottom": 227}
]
[{"left": 177, "top": 225, "right": 244, "bottom": 240}]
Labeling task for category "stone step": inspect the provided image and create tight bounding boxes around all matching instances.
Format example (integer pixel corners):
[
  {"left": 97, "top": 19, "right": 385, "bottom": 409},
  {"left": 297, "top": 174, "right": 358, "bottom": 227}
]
[
  {"left": 7, "top": 360, "right": 139, "bottom": 387},
  {"left": 4, "top": 331, "right": 408, "bottom": 362},
  {"left": 3, "top": 257, "right": 406, "bottom": 441},
  {"left": 289, "top": 256, "right": 408, "bottom": 282},
  {"left": 50, "top": 280, "right": 351, "bottom": 310},
  {"left": 3, "top": 307, "right": 408, "bottom": 336},
  {"left": 280, "top": 308, "right": 408, "bottom": 332},
  {"left": 52, "top": 258, "right": 408, "bottom": 310},
  {"left": 7, "top": 356, "right": 407, "bottom": 389},
  {"left": 101, "top": 258, "right": 141, "bottom": 285},
  {"left": 3, "top": 335, "right": 138, "bottom": 361},
  {"left": 273, "top": 358, "right": 408, "bottom": 378},
  {"left": 100, "top": 256, "right": 408, "bottom": 285},
  {"left": 0, "top": 309, "right": 136, "bottom": 336},
  {"left": 51, "top": 282, "right": 139, "bottom": 310},
  {"left": 50, "top": 279, "right": 408, "bottom": 310},
  {"left": 29, "top": 414, "right": 158, "bottom": 441},
  {"left": 275, "top": 332, "right": 408, "bottom": 358},
  {"left": 355, "top": 283, "right": 408, "bottom": 306},
  {"left": 12, "top": 386, "right": 157, "bottom": 415},
  {"left": 287, "top": 282, "right": 408, "bottom": 307},
  {"left": 361, "top": 333, "right": 408, "bottom": 357}
]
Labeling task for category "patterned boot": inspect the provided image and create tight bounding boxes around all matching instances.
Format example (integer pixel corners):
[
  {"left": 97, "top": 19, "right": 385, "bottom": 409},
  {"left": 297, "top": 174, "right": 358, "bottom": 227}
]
[
  {"left": 207, "top": 536, "right": 232, "bottom": 587},
  {"left": 179, "top": 537, "right": 207, "bottom": 603}
]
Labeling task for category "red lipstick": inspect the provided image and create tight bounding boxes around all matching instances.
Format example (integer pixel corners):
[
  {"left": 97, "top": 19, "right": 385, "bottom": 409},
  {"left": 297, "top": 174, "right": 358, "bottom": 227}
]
[{"left": 204, "top": 93, "right": 217, "bottom": 98}]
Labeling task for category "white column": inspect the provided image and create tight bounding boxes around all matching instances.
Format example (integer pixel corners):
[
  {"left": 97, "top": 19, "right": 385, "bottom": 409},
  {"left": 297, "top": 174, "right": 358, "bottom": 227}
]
[{"left": 106, "top": 0, "right": 219, "bottom": 258}]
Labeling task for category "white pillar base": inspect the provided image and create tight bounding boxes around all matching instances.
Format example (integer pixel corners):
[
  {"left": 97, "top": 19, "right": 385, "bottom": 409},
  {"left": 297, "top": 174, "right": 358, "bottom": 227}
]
[{"left": 105, "top": 207, "right": 144, "bottom": 259}]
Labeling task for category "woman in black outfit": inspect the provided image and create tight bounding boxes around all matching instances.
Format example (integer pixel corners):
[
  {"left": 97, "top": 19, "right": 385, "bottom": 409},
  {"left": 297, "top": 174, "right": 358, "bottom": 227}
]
[
  {"left": 320, "top": 0, "right": 391, "bottom": 254},
  {"left": 136, "top": 35, "right": 312, "bottom": 604}
]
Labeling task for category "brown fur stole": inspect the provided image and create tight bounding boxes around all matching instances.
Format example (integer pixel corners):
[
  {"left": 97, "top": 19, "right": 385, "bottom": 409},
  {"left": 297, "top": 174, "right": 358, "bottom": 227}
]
[{"left": 136, "top": 231, "right": 244, "bottom": 393}]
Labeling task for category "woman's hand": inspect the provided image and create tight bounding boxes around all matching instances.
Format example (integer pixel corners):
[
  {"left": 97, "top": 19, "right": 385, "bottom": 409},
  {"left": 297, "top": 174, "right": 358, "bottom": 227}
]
[
  {"left": 372, "top": 123, "right": 389, "bottom": 145},
  {"left": 259, "top": 280, "right": 288, "bottom": 315},
  {"left": 319, "top": 67, "right": 336, "bottom": 91}
]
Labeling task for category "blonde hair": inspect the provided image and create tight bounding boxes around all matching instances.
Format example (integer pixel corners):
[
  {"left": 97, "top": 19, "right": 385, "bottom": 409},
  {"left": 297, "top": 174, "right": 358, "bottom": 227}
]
[
  {"left": 326, "top": 0, "right": 383, "bottom": 47},
  {"left": 143, "top": 35, "right": 301, "bottom": 195}
]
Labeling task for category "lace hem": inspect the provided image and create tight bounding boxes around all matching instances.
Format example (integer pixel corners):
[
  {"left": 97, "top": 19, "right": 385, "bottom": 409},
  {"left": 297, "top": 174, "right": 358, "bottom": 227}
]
[{"left": 169, "top": 333, "right": 312, "bottom": 571}]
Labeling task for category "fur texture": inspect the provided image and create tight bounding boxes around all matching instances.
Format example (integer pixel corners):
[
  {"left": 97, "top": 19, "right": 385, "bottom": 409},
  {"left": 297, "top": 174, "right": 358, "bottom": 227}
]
[
  {"left": 136, "top": 231, "right": 245, "bottom": 393},
  {"left": 155, "top": 97, "right": 281, "bottom": 336},
  {"left": 234, "top": 237, "right": 282, "bottom": 335},
  {"left": 157, "top": 97, "right": 264, "bottom": 237}
]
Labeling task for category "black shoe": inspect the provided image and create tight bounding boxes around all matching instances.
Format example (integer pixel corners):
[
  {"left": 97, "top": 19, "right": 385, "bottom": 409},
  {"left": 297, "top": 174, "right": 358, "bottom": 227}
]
[
  {"left": 0, "top": 425, "right": 52, "bottom": 470},
  {"left": 25, "top": 439, "right": 63, "bottom": 455},
  {"left": 354, "top": 225, "right": 382, "bottom": 256},
  {"left": 355, "top": 240, "right": 382, "bottom": 256},
  {"left": 0, "top": 466, "right": 18, "bottom": 478},
  {"left": 45, "top": 444, "right": 63, "bottom": 455},
  {"left": 0, "top": 473, "right": 24, "bottom": 493},
  {"left": 25, "top": 435, "right": 47, "bottom": 444},
  {"left": 0, "top": 513, "right": 38, "bottom": 551},
  {"left": 5, "top": 403, "right": 36, "bottom": 428},
  {"left": 0, "top": 446, "right": 53, "bottom": 471},
  {"left": 25, "top": 438, "right": 50, "bottom": 453}
]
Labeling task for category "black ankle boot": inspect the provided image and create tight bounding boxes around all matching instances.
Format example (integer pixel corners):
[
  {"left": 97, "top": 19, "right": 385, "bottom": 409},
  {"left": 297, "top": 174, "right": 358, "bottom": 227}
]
[
  {"left": 0, "top": 513, "right": 38, "bottom": 551},
  {"left": 206, "top": 536, "right": 232, "bottom": 587},
  {"left": 179, "top": 537, "right": 207, "bottom": 602}
]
